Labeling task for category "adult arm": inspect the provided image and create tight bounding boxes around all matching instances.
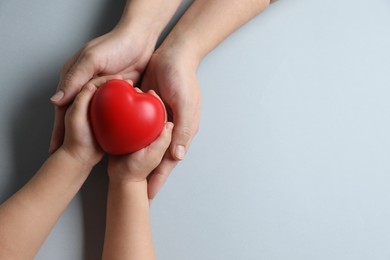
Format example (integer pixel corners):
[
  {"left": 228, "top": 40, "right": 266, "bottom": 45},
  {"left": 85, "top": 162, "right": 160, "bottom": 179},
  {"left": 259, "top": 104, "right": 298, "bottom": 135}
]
[
  {"left": 143, "top": 0, "right": 273, "bottom": 199},
  {"left": 159, "top": 0, "right": 271, "bottom": 64}
]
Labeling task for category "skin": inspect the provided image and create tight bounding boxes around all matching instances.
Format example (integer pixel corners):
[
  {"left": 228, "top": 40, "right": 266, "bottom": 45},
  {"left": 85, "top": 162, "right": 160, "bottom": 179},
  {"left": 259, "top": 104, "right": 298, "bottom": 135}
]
[
  {"left": 49, "top": 0, "right": 182, "bottom": 153},
  {"left": 1, "top": 1, "right": 276, "bottom": 258},
  {"left": 50, "top": 0, "right": 274, "bottom": 200},
  {"left": 141, "top": 0, "right": 272, "bottom": 199},
  {"left": 103, "top": 123, "right": 173, "bottom": 260},
  {"left": 0, "top": 75, "right": 173, "bottom": 259},
  {"left": 0, "top": 76, "right": 116, "bottom": 259}
]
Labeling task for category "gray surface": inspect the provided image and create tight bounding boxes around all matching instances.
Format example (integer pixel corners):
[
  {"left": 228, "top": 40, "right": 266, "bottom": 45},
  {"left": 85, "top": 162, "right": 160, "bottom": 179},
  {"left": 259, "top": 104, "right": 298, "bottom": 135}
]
[{"left": 1, "top": 0, "right": 390, "bottom": 259}]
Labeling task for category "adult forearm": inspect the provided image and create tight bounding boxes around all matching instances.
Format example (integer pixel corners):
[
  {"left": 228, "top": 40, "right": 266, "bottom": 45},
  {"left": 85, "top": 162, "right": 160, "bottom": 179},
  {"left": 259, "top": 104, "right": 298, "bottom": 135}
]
[
  {"left": 103, "top": 180, "right": 155, "bottom": 260},
  {"left": 159, "top": 0, "right": 271, "bottom": 65},
  {"left": 0, "top": 148, "right": 91, "bottom": 259},
  {"left": 116, "top": 0, "right": 182, "bottom": 42}
]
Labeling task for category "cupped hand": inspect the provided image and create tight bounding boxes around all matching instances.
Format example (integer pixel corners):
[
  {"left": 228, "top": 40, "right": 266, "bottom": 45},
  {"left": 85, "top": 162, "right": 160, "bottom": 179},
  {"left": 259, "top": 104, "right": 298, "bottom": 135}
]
[
  {"left": 49, "top": 26, "right": 157, "bottom": 153},
  {"left": 140, "top": 48, "right": 202, "bottom": 200},
  {"left": 108, "top": 122, "right": 173, "bottom": 183},
  {"left": 62, "top": 75, "right": 122, "bottom": 169}
]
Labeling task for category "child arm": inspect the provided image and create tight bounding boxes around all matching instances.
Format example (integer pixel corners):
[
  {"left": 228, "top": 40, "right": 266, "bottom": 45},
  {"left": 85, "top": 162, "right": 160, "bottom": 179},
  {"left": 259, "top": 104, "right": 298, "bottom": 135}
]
[
  {"left": 102, "top": 122, "right": 173, "bottom": 260},
  {"left": 0, "top": 75, "right": 118, "bottom": 259},
  {"left": 104, "top": 180, "right": 153, "bottom": 260},
  {"left": 0, "top": 148, "right": 93, "bottom": 259}
]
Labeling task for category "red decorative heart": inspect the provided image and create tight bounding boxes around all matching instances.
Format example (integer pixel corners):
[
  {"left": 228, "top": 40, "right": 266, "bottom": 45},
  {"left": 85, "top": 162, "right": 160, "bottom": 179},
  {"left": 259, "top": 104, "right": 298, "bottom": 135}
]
[{"left": 89, "top": 79, "right": 166, "bottom": 155}]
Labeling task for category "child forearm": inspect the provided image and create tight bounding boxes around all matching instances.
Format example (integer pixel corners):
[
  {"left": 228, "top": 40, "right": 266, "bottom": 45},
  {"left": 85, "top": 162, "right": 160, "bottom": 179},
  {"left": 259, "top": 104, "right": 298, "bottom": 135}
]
[
  {"left": 102, "top": 179, "right": 155, "bottom": 260},
  {"left": 0, "top": 148, "right": 92, "bottom": 259}
]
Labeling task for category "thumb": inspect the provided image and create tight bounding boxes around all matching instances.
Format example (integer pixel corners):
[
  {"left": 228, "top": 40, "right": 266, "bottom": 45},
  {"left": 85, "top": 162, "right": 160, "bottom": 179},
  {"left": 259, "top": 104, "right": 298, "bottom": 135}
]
[
  {"left": 51, "top": 54, "right": 98, "bottom": 106},
  {"left": 170, "top": 103, "right": 200, "bottom": 160}
]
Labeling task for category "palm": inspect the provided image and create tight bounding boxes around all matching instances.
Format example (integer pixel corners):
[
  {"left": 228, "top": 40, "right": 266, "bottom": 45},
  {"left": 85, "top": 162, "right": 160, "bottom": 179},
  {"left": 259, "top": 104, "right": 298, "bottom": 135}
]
[
  {"left": 141, "top": 53, "right": 201, "bottom": 122},
  {"left": 140, "top": 52, "right": 202, "bottom": 199},
  {"left": 82, "top": 30, "right": 155, "bottom": 84}
]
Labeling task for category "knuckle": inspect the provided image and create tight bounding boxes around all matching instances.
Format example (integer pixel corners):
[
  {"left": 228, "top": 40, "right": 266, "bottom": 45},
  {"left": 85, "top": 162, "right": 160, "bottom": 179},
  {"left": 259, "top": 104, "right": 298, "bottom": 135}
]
[
  {"left": 151, "top": 157, "right": 163, "bottom": 171},
  {"left": 82, "top": 50, "right": 98, "bottom": 64},
  {"left": 71, "top": 94, "right": 84, "bottom": 111},
  {"left": 147, "top": 148, "right": 166, "bottom": 169},
  {"left": 82, "top": 42, "right": 92, "bottom": 50},
  {"left": 150, "top": 159, "right": 160, "bottom": 170},
  {"left": 84, "top": 82, "right": 95, "bottom": 91},
  {"left": 81, "top": 49, "right": 104, "bottom": 73},
  {"left": 177, "top": 126, "right": 193, "bottom": 141},
  {"left": 60, "top": 59, "right": 73, "bottom": 78},
  {"left": 62, "top": 70, "right": 76, "bottom": 88},
  {"left": 65, "top": 106, "right": 76, "bottom": 123},
  {"left": 60, "top": 64, "right": 69, "bottom": 78}
]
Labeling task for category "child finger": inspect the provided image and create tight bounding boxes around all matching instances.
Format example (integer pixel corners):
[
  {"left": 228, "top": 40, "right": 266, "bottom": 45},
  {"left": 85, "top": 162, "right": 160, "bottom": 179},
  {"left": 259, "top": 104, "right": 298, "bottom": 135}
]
[
  {"left": 125, "top": 79, "right": 134, "bottom": 85},
  {"left": 147, "top": 90, "right": 162, "bottom": 102},
  {"left": 69, "top": 84, "right": 97, "bottom": 117},
  {"left": 88, "top": 75, "right": 122, "bottom": 88},
  {"left": 134, "top": 87, "right": 143, "bottom": 93},
  {"left": 146, "top": 122, "right": 174, "bottom": 159},
  {"left": 147, "top": 90, "right": 166, "bottom": 121}
]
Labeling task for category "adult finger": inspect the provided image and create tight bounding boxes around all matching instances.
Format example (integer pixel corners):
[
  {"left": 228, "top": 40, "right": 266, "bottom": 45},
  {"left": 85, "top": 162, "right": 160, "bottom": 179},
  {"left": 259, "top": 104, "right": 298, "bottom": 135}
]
[
  {"left": 59, "top": 49, "right": 82, "bottom": 81},
  {"left": 147, "top": 151, "right": 178, "bottom": 200},
  {"left": 50, "top": 53, "right": 100, "bottom": 106},
  {"left": 170, "top": 91, "right": 201, "bottom": 160},
  {"left": 49, "top": 106, "right": 67, "bottom": 154},
  {"left": 49, "top": 51, "right": 82, "bottom": 153},
  {"left": 146, "top": 122, "right": 173, "bottom": 165},
  {"left": 49, "top": 75, "right": 119, "bottom": 153},
  {"left": 49, "top": 54, "right": 96, "bottom": 152}
]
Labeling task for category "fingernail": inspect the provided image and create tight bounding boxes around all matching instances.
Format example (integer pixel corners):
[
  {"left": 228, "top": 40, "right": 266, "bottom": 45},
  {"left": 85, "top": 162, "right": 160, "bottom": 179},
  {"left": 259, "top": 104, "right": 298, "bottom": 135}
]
[
  {"left": 175, "top": 145, "right": 186, "bottom": 160},
  {"left": 165, "top": 122, "right": 173, "bottom": 131},
  {"left": 50, "top": 90, "right": 64, "bottom": 102}
]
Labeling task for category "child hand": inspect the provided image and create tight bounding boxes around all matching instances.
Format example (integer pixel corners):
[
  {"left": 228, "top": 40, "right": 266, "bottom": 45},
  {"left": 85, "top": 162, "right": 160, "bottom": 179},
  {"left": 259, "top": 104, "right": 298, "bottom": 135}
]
[
  {"left": 108, "top": 122, "right": 173, "bottom": 182},
  {"left": 61, "top": 75, "right": 122, "bottom": 169}
]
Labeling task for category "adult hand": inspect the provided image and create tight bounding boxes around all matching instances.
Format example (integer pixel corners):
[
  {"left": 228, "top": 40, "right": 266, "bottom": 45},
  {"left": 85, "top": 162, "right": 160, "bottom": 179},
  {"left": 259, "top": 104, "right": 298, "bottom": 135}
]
[
  {"left": 49, "top": 0, "right": 182, "bottom": 153},
  {"left": 138, "top": 0, "right": 272, "bottom": 200},
  {"left": 49, "top": 26, "right": 156, "bottom": 153},
  {"left": 140, "top": 47, "right": 202, "bottom": 200}
]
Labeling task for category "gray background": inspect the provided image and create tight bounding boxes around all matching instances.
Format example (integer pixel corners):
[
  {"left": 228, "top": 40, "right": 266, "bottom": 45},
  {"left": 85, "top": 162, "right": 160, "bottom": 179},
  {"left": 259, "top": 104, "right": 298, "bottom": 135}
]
[{"left": 1, "top": 0, "right": 390, "bottom": 259}]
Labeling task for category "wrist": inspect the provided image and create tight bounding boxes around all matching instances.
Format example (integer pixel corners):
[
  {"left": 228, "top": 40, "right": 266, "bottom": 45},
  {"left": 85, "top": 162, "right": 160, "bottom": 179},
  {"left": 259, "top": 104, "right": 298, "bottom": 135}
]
[
  {"left": 113, "top": 21, "right": 159, "bottom": 49},
  {"left": 153, "top": 38, "right": 202, "bottom": 78},
  {"left": 108, "top": 170, "right": 148, "bottom": 185},
  {"left": 157, "top": 35, "right": 203, "bottom": 70},
  {"left": 109, "top": 177, "right": 147, "bottom": 190},
  {"left": 115, "top": 0, "right": 181, "bottom": 46},
  {"left": 56, "top": 147, "right": 96, "bottom": 174},
  {"left": 107, "top": 161, "right": 148, "bottom": 184}
]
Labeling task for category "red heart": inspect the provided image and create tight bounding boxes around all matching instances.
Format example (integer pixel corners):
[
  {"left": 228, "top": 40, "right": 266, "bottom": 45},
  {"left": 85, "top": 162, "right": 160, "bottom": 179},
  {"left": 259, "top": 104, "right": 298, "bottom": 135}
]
[{"left": 89, "top": 79, "right": 166, "bottom": 155}]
